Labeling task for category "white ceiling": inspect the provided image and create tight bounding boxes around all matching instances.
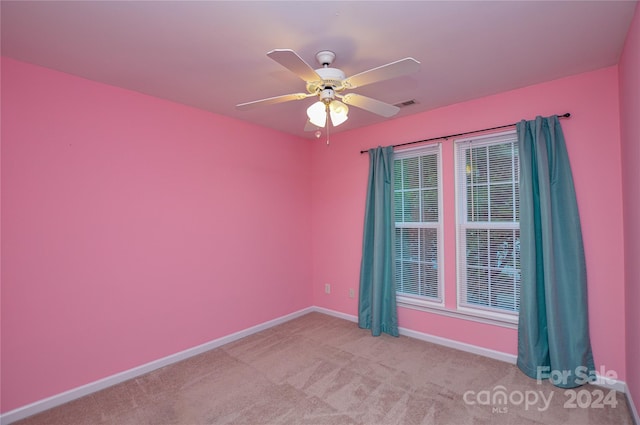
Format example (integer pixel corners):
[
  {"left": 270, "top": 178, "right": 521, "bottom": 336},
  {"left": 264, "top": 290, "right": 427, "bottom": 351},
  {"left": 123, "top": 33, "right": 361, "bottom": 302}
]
[{"left": 2, "top": 1, "right": 636, "bottom": 139}]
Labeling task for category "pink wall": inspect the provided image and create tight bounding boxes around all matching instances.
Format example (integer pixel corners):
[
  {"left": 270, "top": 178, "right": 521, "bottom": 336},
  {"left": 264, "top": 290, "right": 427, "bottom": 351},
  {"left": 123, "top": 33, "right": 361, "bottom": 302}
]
[
  {"left": 619, "top": 2, "right": 640, "bottom": 415},
  {"left": 311, "top": 66, "right": 625, "bottom": 378},
  {"left": 0, "top": 58, "right": 313, "bottom": 412}
]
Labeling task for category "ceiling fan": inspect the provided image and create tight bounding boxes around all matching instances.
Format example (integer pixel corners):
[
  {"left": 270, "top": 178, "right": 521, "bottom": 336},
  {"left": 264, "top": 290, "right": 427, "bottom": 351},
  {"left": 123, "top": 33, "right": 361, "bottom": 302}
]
[{"left": 236, "top": 49, "right": 420, "bottom": 130}]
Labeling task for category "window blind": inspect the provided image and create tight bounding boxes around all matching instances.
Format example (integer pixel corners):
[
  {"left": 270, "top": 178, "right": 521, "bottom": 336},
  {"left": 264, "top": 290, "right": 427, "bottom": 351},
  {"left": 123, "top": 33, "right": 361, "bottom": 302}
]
[
  {"left": 394, "top": 145, "right": 443, "bottom": 303},
  {"left": 455, "top": 132, "right": 521, "bottom": 316}
]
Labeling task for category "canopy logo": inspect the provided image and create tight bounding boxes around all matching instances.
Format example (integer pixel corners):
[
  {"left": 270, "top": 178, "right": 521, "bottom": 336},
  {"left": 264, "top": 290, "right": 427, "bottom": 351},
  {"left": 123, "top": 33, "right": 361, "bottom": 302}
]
[{"left": 463, "top": 386, "right": 553, "bottom": 412}]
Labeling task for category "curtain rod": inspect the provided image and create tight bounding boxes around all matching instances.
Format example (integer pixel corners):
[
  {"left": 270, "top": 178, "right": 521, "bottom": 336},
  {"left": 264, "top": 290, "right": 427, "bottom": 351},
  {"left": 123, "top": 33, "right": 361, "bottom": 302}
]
[{"left": 359, "top": 113, "right": 571, "bottom": 154}]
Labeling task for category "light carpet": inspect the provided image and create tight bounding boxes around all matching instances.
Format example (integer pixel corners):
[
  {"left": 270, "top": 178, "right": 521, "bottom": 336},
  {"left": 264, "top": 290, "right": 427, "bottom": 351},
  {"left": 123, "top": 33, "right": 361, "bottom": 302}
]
[{"left": 14, "top": 312, "right": 633, "bottom": 424}]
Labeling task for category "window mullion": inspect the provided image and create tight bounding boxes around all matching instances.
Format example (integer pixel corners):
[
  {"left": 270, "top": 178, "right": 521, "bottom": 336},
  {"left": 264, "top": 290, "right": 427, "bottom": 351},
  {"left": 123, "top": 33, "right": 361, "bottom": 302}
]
[
  {"left": 400, "top": 161, "right": 405, "bottom": 222},
  {"left": 486, "top": 146, "right": 491, "bottom": 222},
  {"left": 487, "top": 230, "right": 492, "bottom": 308},
  {"left": 512, "top": 143, "right": 517, "bottom": 221}
]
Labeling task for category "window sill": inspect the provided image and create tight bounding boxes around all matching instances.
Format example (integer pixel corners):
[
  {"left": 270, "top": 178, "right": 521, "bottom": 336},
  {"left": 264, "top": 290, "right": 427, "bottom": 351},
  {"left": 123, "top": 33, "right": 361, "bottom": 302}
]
[{"left": 397, "top": 297, "right": 518, "bottom": 329}]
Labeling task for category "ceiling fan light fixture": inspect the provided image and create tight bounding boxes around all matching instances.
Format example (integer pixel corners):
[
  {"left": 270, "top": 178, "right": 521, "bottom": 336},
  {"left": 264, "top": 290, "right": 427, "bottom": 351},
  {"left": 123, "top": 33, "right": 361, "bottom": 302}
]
[
  {"left": 329, "top": 101, "right": 349, "bottom": 127},
  {"left": 307, "top": 101, "right": 327, "bottom": 127},
  {"left": 238, "top": 49, "right": 420, "bottom": 137}
]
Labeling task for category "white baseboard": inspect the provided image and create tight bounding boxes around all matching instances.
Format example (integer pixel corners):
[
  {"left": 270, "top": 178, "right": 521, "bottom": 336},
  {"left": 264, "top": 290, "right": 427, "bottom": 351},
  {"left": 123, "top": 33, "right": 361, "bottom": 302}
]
[
  {"left": 313, "top": 306, "right": 518, "bottom": 364},
  {"left": 591, "top": 375, "right": 627, "bottom": 393},
  {"left": 398, "top": 325, "right": 519, "bottom": 364},
  {"left": 312, "top": 306, "right": 358, "bottom": 323},
  {"left": 624, "top": 383, "right": 640, "bottom": 425},
  {"left": 0, "top": 307, "right": 314, "bottom": 425}
]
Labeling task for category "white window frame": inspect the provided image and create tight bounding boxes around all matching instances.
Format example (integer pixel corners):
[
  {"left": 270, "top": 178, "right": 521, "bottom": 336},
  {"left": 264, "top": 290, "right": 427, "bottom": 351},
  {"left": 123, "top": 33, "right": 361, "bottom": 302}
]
[
  {"left": 393, "top": 143, "right": 444, "bottom": 309},
  {"left": 454, "top": 131, "right": 520, "bottom": 325}
]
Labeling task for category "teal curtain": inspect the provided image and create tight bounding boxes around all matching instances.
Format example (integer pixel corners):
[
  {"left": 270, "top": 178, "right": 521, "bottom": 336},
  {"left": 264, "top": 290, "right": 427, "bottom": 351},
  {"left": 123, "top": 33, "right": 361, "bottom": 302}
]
[
  {"left": 516, "top": 115, "right": 595, "bottom": 388},
  {"left": 358, "top": 146, "right": 399, "bottom": 337}
]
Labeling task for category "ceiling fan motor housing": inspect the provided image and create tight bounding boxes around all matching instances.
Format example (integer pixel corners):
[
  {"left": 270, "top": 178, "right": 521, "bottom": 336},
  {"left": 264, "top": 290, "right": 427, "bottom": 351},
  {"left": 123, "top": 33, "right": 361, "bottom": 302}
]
[{"left": 307, "top": 67, "right": 346, "bottom": 94}]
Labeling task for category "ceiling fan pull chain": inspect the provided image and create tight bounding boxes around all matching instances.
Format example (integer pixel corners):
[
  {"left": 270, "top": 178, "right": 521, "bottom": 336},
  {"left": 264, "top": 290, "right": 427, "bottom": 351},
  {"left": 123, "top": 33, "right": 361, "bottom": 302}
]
[{"left": 326, "top": 104, "right": 330, "bottom": 146}]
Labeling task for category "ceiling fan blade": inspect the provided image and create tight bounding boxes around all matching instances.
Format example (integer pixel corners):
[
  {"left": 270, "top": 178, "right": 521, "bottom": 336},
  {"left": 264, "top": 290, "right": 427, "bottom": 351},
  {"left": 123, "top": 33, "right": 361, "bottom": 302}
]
[
  {"left": 267, "top": 49, "right": 322, "bottom": 83},
  {"left": 341, "top": 93, "right": 400, "bottom": 118},
  {"left": 236, "top": 93, "right": 312, "bottom": 110},
  {"left": 343, "top": 58, "right": 420, "bottom": 89}
]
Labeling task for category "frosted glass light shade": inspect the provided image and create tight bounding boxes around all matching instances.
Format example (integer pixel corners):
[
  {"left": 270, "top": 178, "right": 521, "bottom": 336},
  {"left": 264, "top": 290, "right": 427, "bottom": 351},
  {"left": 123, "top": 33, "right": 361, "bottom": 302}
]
[
  {"left": 329, "top": 101, "right": 349, "bottom": 127},
  {"left": 307, "top": 101, "right": 327, "bottom": 127}
]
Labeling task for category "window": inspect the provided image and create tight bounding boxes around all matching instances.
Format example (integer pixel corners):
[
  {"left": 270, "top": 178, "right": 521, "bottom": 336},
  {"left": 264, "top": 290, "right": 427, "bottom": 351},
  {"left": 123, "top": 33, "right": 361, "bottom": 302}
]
[
  {"left": 393, "top": 144, "right": 443, "bottom": 307},
  {"left": 455, "top": 132, "right": 520, "bottom": 322}
]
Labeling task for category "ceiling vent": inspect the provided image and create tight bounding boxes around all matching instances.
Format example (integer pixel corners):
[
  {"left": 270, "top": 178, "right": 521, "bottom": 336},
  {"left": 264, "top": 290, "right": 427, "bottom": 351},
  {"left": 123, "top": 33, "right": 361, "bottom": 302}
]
[{"left": 395, "top": 99, "right": 418, "bottom": 108}]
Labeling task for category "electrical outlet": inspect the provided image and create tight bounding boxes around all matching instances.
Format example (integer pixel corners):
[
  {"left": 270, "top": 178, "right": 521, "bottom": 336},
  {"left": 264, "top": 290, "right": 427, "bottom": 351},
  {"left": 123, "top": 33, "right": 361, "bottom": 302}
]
[
  {"left": 325, "top": 283, "right": 331, "bottom": 294},
  {"left": 349, "top": 288, "right": 355, "bottom": 298}
]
